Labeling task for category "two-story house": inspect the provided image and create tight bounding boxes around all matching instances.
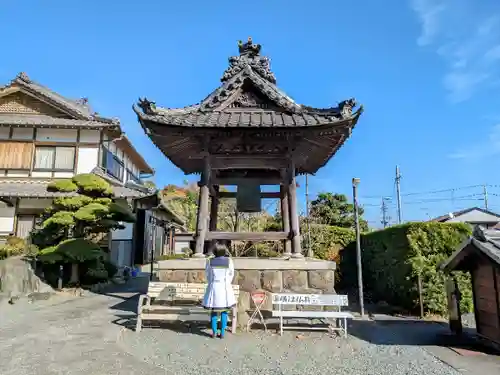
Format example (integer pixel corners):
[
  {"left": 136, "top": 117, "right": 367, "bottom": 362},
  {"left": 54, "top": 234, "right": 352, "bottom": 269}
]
[{"left": 0, "top": 72, "right": 184, "bottom": 268}]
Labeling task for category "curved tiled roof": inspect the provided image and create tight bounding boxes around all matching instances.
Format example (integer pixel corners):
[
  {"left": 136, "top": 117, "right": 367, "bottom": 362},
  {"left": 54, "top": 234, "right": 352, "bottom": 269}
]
[{"left": 134, "top": 38, "right": 362, "bottom": 129}]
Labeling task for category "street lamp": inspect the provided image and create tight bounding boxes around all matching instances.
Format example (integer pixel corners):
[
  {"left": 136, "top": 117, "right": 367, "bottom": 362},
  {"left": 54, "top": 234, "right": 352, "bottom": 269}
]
[{"left": 352, "top": 178, "right": 365, "bottom": 318}]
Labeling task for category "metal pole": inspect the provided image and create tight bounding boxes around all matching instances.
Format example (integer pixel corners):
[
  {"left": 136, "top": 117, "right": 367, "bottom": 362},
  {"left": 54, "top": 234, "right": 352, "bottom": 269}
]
[
  {"left": 305, "top": 174, "right": 313, "bottom": 258},
  {"left": 483, "top": 185, "right": 489, "bottom": 210},
  {"left": 395, "top": 166, "right": 402, "bottom": 224},
  {"left": 352, "top": 178, "right": 365, "bottom": 318},
  {"left": 418, "top": 273, "right": 424, "bottom": 319},
  {"left": 149, "top": 216, "right": 155, "bottom": 281}
]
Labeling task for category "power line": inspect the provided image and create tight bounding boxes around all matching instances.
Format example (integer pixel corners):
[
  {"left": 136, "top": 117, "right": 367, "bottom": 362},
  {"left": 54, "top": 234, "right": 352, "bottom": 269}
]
[{"left": 361, "top": 184, "right": 494, "bottom": 200}]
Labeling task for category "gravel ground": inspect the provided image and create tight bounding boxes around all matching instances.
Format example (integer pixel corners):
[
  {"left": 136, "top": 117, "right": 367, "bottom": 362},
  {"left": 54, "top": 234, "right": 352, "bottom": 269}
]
[
  {"left": 119, "top": 321, "right": 461, "bottom": 375},
  {"left": 0, "top": 291, "right": 462, "bottom": 375}
]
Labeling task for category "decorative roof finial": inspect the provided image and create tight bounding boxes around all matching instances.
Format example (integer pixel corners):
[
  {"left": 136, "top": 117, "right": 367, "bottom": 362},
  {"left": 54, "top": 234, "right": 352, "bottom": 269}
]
[
  {"left": 16, "top": 72, "right": 31, "bottom": 84},
  {"left": 138, "top": 97, "right": 157, "bottom": 115},
  {"left": 238, "top": 37, "right": 261, "bottom": 57}
]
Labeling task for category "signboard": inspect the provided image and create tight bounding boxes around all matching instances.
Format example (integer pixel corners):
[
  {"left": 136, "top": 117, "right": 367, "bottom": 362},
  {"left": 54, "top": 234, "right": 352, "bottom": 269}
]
[
  {"left": 272, "top": 293, "right": 348, "bottom": 306},
  {"left": 248, "top": 290, "right": 268, "bottom": 332},
  {"left": 251, "top": 291, "right": 267, "bottom": 306}
]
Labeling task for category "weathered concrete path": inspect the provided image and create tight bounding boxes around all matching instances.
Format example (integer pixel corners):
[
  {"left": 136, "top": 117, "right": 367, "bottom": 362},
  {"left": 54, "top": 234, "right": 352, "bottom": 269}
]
[{"left": 0, "top": 286, "right": 494, "bottom": 375}]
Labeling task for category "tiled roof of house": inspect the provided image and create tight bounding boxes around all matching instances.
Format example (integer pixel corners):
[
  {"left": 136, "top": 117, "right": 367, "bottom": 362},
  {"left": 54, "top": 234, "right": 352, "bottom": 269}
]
[
  {"left": 0, "top": 72, "right": 154, "bottom": 174},
  {"left": 0, "top": 114, "right": 117, "bottom": 129},
  {"left": 431, "top": 207, "right": 500, "bottom": 222},
  {"left": 0, "top": 177, "right": 146, "bottom": 199}
]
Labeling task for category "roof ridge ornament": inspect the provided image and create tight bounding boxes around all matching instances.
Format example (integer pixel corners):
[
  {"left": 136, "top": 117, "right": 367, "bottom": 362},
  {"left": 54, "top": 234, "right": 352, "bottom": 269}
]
[
  {"left": 238, "top": 37, "right": 261, "bottom": 57},
  {"left": 138, "top": 97, "right": 157, "bottom": 115},
  {"left": 221, "top": 38, "right": 277, "bottom": 84},
  {"left": 16, "top": 72, "right": 31, "bottom": 84}
]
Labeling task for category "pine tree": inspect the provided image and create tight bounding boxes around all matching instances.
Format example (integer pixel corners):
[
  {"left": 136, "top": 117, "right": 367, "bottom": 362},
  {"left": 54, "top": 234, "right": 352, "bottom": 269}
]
[{"left": 33, "top": 173, "right": 136, "bottom": 285}]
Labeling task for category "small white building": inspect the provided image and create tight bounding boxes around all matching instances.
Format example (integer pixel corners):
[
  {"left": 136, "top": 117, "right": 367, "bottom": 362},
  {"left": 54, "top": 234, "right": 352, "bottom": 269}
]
[
  {"left": 0, "top": 72, "right": 182, "bottom": 268},
  {"left": 432, "top": 207, "right": 500, "bottom": 229}
]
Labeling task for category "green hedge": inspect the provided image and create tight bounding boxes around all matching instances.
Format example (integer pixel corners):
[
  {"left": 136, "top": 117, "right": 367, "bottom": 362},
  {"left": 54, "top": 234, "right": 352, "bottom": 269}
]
[
  {"left": 338, "top": 222, "right": 472, "bottom": 316},
  {"left": 309, "top": 224, "right": 355, "bottom": 261}
]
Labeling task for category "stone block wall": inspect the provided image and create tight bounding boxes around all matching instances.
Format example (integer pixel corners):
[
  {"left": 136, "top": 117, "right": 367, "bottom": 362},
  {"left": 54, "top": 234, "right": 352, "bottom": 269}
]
[{"left": 156, "top": 259, "right": 336, "bottom": 329}]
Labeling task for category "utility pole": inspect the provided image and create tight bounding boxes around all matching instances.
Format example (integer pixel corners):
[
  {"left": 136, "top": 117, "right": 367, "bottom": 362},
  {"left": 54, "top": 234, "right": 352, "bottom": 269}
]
[
  {"left": 305, "top": 174, "right": 313, "bottom": 258},
  {"left": 483, "top": 185, "right": 489, "bottom": 210},
  {"left": 381, "top": 197, "right": 391, "bottom": 228},
  {"left": 352, "top": 178, "right": 365, "bottom": 318},
  {"left": 395, "top": 165, "right": 403, "bottom": 224}
]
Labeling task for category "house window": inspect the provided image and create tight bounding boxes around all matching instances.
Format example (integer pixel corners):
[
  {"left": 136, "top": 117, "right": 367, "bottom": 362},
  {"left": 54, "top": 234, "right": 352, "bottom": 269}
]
[
  {"left": 125, "top": 168, "right": 141, "bottom": 184},
  {"left": 101, "top": 147, "right": 124, "bottom": 181},
  {"left": 34, "top": 146, "right": 75, "bottom": 171}
]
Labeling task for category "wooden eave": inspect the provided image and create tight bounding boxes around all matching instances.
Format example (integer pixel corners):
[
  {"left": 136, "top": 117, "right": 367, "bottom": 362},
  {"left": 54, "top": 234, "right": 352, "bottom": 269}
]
[
  {"left": 137, "top": 111, "right": 360, "bottom": 175},
  {"left": 114, "top": 135, "right": 154, "bottom": 174}
]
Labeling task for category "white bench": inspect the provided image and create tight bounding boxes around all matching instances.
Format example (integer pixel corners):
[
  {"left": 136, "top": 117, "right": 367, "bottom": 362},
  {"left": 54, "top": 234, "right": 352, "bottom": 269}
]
[
  {"left": 136, "top": 282, "right": 240, "bottom": 334},
  {"left": 271, "top": 293, "right": 354, "bottom": 337}
]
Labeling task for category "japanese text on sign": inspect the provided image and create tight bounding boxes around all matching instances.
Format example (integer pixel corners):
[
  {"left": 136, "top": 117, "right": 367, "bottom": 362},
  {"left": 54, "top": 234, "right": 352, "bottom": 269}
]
[{"left": 272, "top": 294, "right": 319, "bottom": 304}]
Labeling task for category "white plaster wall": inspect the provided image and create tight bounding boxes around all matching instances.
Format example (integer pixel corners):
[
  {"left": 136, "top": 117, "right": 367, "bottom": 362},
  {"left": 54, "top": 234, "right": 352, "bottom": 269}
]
[
  {"left": 0, "top": 203, "right": 15, "bottom": 234},
  {"left": 31, "top": 171, "right": 52, "bottom": 178},
  {"left": 79, "top": 129, "right": 100, "bottom": 143},
  {"left": 447, "top": 210, "right": 500, "bottom": 224},
  {"left": 53, "top": 171, "right": 74, "bottom": 178},
  {"left": 112, "top": 222, "right": 134, "bottom": 240},
  {"left": 7, "top": 170, "right": 29, "bottom": 177},
  {"left": 36, "top": 128, "right": 77, "bottom": 142},
  {"left": 174, "top": 240, "right": 191, "bottom": 254},
  {"left": 76, "top": 147, "right": 99, "bottom": 174}
]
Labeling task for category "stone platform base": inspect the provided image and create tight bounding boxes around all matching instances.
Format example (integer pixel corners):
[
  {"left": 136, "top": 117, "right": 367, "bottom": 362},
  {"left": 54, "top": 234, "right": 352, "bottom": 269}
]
[{"left": 153, "top": 257, "right": 337, "bottom": 330}]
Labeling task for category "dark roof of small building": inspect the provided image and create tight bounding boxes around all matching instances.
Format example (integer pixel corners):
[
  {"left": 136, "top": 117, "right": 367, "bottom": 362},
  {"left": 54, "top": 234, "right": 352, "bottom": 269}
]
[
  {"left": 431, "top": 207, "right": 500, "bottom": 223},
  {"left": 134, "top": 38, "right": 362, "bottom": 129},
  {"left": 440, "top": 226, "right": 500, "bottom": 272},
  {"left": 134, "top": 192, "right": 185, "bottom": 227}
]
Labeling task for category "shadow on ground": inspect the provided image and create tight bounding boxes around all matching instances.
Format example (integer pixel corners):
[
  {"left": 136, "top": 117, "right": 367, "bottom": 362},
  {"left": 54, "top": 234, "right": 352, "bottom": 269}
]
[{"left": 349, "top": 318, "right": 500, "bottom": 356}]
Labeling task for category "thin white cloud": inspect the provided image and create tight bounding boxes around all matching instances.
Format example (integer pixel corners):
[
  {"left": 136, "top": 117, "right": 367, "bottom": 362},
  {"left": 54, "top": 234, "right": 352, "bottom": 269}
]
[
  {"left": 410, "top": 0, "right": 500, "bottom": 102},
  {"left": 448, "top": 123, "right": 500, "bottom": 160}
]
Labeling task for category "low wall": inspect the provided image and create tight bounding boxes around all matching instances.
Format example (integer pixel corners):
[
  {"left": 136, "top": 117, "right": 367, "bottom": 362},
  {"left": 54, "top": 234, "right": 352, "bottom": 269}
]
[{"left": 154, "top": 258, "right": 337, "bottom": 328}]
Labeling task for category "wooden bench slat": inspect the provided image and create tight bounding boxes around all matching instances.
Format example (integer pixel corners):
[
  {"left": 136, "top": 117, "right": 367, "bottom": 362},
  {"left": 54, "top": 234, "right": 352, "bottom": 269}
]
[
  {"left": 137, "top": 282, "right": 239, "bottom": 334},
  {"left": 148, "top": 282, "right": 239, "bottom": 290},
  {"left": 147, "top": 291, "right": 241, "bottom": 299},
  {"left": 270, "top": 293, "right": 353, "bottom": 338}
]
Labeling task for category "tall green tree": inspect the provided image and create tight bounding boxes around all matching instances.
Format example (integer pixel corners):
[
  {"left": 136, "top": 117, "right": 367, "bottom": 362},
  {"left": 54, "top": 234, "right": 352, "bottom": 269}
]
[
  {"left": 33, "top": 174, "right": 136, "bottom": 284},
  {"left": 310, "top": 192, "right": 368, "bottom": 231}
]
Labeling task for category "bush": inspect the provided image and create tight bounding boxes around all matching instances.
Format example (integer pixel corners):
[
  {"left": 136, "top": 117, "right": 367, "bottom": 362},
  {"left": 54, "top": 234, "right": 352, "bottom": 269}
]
[
  {"left": 309, "top": 224, "right": 356, "bottom": 261},
  {"left": 0, "top": 236, "right": 36, "bottom": 259},
  {"left": 338, "top": 222, "right": 472, "bottom": 316}
]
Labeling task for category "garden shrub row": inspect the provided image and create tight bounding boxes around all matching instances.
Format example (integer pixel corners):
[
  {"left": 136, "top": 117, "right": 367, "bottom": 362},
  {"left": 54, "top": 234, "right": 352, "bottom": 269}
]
[{"left": 338, "top": 222, "right": 473, "bottom": 316}]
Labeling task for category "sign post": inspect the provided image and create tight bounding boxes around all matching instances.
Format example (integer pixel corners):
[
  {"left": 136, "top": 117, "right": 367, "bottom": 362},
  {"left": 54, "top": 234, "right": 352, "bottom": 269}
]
[{"left": 247, "top": 290, "right": 268, "bottom": 332}]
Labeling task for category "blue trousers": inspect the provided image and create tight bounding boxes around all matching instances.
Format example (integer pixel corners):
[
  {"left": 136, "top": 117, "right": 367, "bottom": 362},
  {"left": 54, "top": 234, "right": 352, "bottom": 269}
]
[{"left": 210, "top": 311, "right": 228, "bottom": 337}]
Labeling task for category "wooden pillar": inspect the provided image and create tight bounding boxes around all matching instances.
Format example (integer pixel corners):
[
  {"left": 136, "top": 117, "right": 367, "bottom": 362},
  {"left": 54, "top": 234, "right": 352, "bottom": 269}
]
[
  {"left": 194, "top": 157, "right": 211, "bottom": 257},
  {"left": 288, "top": 166, "right": 303, "bottom": 258},
  {"left": 208, "top": 185, "right": 220, "bottom": 256},
  {"left": 280, "top": 184, "right": 292, "bottom": 256}
]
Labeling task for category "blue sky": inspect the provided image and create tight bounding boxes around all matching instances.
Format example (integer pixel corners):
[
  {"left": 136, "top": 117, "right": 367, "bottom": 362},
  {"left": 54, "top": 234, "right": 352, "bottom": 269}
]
[{"left": 1, "top": 0, "right": 500, "bottom": 226}]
